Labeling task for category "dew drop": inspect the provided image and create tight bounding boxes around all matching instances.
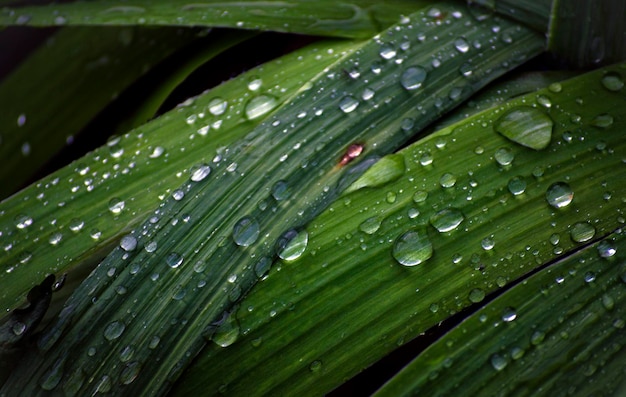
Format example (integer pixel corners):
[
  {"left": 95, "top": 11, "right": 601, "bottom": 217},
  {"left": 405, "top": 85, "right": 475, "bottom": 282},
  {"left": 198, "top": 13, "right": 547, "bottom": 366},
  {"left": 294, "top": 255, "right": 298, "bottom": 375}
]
[
  {"left": 339, "top": 95, "right": 359, "bottom": 113},
  {"left": 309, "top": 360, "right": 323, "bottom": 372},
  {"left": 208, "top": 98, "right": 228, "bottom": 115},
  {"left": 413, "top": 190, "right": 428, "bottom": 203},
  {"left": 430, "top": 208, "right": 464, "bottom": 232},
  {"left": 392, "top": 229, "right": 433, "bottom": 267},
  {"left": 490, "top": 353, "right": 508, "bottom": 371},
  {"left": 454, "top": 38, "right": 470, "bottom": 53},
  {"left": 149, "top": 146, "right": 164, "bottom": 158},
  {"left": 494, "top": 147, "right": 514, "bottom": 166},
  {"left": 108, "top": 198, "right": 125, "bottom": 214},
  {"left": 120, "top": 235, "right": 137, "bottom": 252},
  {"left": 120, "top": 362, "right": 141, "bottom": 385},
  {"left": 254, "top": 257, "right": 272, "bottom": 278},
  {"left": 601, "top": 72, "right": 624, "bottom": 92},
  {"left": 400, "top": 66, "right": 427, "bottom": 90},
  {"left": 507, "top": 176, "right": 526, "bottom": 195},
  {"left": 48, "top": 232, "right": 63, "bottom": 246},
  {"left": 245, "top": 94, "right": 277, "bottom": 120},
  {"left": 15, "top": 214, "right": 33, "bottom": 229},
  {"left": 233, "top": 216, "right": 260, "bottom": 247},
  {"left": 468, "top": 288, "right": 485, "bottom": 303},
  {"left": 247, "top": 77, "right": 262, "bottom": 91},
  {"left": 481, "top": 237, "right": 495, "bottom": 251},
  {"left": 570, "top": 222, "right": 596, "bottom": 243},
  {"left": 272, "top": 180, "right": 291, "bottom": 201},
  {"left": 69, "top": 218, "right": 84, "bottom": 232},
  {"left": 278, "top": 230, "right": 308, "bottom": 261},
  {"left": 379, "top": 45, "right": 396, "bottom": 60},
  {"left": 172, "top": 189, "right": 185, "bottom": 200},
  {"left": 103, "top": 321, "right": 125, "bottom": 341},
  {"left": 439, "top": 173, "right": 457, "bottom": 188},
  {"left": 190, "top": 163, "right": 211, "bottom": 182},
  {"left": 359, "top": 217, "right": 382, "bottom": 235},
  {"left": 211, "top": 313, "right": 240, "bottom": 347},
  {"left": 166, "top": 252, "right": 183, "bottom": 269},
  {"left": 494, "top": 106, "right": 553, "bottom": 150},
  {"left": 590, "top": 113, "right": 614, "bottom": 128},
  {"left": 597, "top": 240, "right": 616, "bottom": 257},
  {"left": 502, "top": 307, "right": 517, "bottom": 322},
  {"left": 546, "top": 182, "right": 573, "bottom": 208}
]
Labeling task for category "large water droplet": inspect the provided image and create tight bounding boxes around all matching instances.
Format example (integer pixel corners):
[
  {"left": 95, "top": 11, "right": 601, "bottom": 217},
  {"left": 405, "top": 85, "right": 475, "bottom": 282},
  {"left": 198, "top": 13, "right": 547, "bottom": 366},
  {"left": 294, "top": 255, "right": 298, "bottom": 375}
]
[
  {"left": 211, "top": 312, "right": 240, "bottom": 347},
  {"left": 244, "top": 94, "right": 277, "bottom": 120},
  {"left": 233, "top": 216, "right": 260, "bottom": 247},
  {"left": 454, "top": 38, "right": 470, "bottom": 53},
  {"left": 546, "top": 182, "right": 573, "bottom": 208},
  {"left": 597, "top": 240, "right": 616, "bottom": 257},
  {"left": 494, "top": 147, "right": 514, "bottom": 166},
  {"left": 339, "top": 95, "right": 359, "bottom": 113},
  {"left": 570, "top": 222, "right": 595, "bottom": 243},
  {"left": 166, "top": 252, "right": 183, "bottom": 268},
  {"left": 392, "top": 229, "right": 433, "bottom": 266},
  {"left": 430, "top": 208, "right": 464, "bottom": 232},
  {"left": 208, "top": 97, "right": 228, "bottom": 115},
  {"left": 601, "top": 72, "right": 624, "bottom": 92},
  {"left": 507, "top": 176, "right": 526, "bottom": 195},
  {"left": 120, "top": 235, "right": 137, "bottom": 252},
  {"left": 468, "top": 288, "right": 485, "bottom": 303},
  {"left": 190, "top": 164, "right": 211, "bottom": 182},
  {"left": 494, "top": 106, "right": 553, "bottom": 150},
  {"left": 15, "top": 214, "right": 33, "bottom": 229},
  {"left": 400, "top": 66, "right": 427, "bottom": 90},
  {"left": 103, "top": 321, "right": 125, "bottom": 341},
  {"left": 278, "top": 230, "right": 308, "bottom": 261},
  {"left": 108, "top": 197, "right": 125, "bottom": 214}
]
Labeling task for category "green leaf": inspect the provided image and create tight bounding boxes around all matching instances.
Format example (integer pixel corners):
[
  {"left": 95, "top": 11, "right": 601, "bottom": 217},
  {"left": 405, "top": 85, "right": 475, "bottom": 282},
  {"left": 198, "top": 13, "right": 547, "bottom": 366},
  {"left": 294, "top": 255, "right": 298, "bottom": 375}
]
[
  {"left": 0, "top": 37, "right": 362, "bottom": 317},
  {"left": 173, "top": 63, "right": 626, "bottom": 396},
  {"left": 375, "top": 229, "right": 626, "bottom": 396},
  {"left": 1, "top": 4, "right": 544, "bottom": 395},
  {"left": 0, "top": 0, "right": 430, "bottom": 38},
  {"left": 0, "top": 26, "right": 200, "bottom": 198}
]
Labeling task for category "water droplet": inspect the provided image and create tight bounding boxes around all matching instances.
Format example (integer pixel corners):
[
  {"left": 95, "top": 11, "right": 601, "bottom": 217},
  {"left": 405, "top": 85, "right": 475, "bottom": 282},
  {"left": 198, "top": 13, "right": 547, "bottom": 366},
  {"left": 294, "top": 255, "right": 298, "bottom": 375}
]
[
  {"left": 601, "top": 72, "right": 624, "bottom": 92},
  {"left": 247, "top": 77, "right": 262, "bottom": 91},
  {"left": 536, "top": 95, "right": 552, "bottom": 108},
  {"left": 468, "top": 288, "right": 485, "bottom": 303},
  {"left": 454, "top": 38, "right": 469, "bottom": 53},
  {"left": 233, "top": 216, "right": 260, "bottom": 247},
  {"left": 254, "top": 257, "right": 272, "bottom": 278},
  {"left": 530, "top": 330, "right": 545, "bottom": 345},
  {"left": 359, "top": 217, "right": 382, "bottom": 235},
  {"left": 211, "top": 313, "right": 240, "bottom": 347},
  {"left": 597, "top": 240, "right": 616, "bottom": 257},
  {"left": 120, "top": 362, "right": 141, "bottom": 385},
  {"left": 570, "top": 222, "right": 596, "bottom": 243},
  {"left": 149, "top": 146, "right": 164, "bottom": 158},
  {"left": 494, "top": 106, "right": 553, "bottom": 150},
  {"left": 95, "top": 375, "right": 112, "bottom": 393},
  {"left": 190, "top": 164, "right": 211, "bottom": 182},
  {"left": 278, "top": 230, "right": 308, "bottom": 261},
  {"left": 69, "top": 218, "right": 84, "bottom": 232},
  {"left": 272, "top": 180, "right": 291, "bottom": 201},
  {"left": 392, "top": 229, "right": 433, "bottom": 267},
  {"left": 507, "top": 176, "right": 526, "bottom": 195},
  {"left": 49, "top": 232, "right": 63, "bottom": 246},
  {"left": 208, "top": 98, "right": 228, "bottom": 115},
  {"left": 413, "top": 190, "right": 428, "bottom": 203},
  {"left": 590, "top": 113, "right": 614, "bottom": 128},
  {"left": 244, "top": 94, "right": 277, "bottom": 120},
  {"left": 90, "top": 229, "right": 102, "bottom": 240},
  {"left": 361, "top": 87, "right": 375, "bottom": 101},
  {"left": 15, "top": 214, "right": 33, "bottom": 229},
  {"left": 339, "top": 95, "right": 359, "bottom": 113},
  {"left": 439, "top": 173, "right": 457, "bottom": 188},
  {"left": 602, "top": 294, "right": 615, "bottom": 310},
  {"left": 103, "top": 321, "right": 125, "bottom": 341},
  {"left": 400, "top": 66, "right": 427, "bottom": 90},
  {"left": 379, "top": 45, "right": 396, "bottom": 60},
  {"left": 546, "top": 182, "right": 573, "bottom": 208},
  {"left": 12, "top": 321, "right": 26, "bottom": 335},
  {"left": 120, "top": 235, "right": 137, "bottom": 252},
  {"left": 172, "top": 189, "right": 185, "bottom": 200},
  {"left": 481, "top": 237, "right": 495, "bottom": 251},
  {"left": 430, "top": 208, "right": 464, "bottom": 232},
  {"left": 108, "top": 197, "right": 125, "bottom": 214},
  {"left": 494, "top": 147, "right": 514, "bottom": 166},
  {"left": 166, "top": 252, "right": 183, "bottom": 269},
  {"left": 511, "top": 347, "right": 525, "bottom": 360},
  {"left": 309, "top": 360, "right": 323, "bottom": 372},
  {"left": 39, "top": 359, "right": 64, "bottom": 391},
  {"left": 490, "top": 353, "right": 508, "bottom": 371},
  {"left": 148, "top": 336, "right": 160, "bottom": 349},
  {"left": 502, "top": 307, "right": 517, "bottom": 322}
]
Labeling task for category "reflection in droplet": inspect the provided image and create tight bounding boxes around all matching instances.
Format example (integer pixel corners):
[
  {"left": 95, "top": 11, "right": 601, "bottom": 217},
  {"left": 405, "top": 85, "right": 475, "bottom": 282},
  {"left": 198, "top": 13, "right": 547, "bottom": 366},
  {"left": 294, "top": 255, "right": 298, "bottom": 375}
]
[
  {"left": 392, "top": 229, "right": 433, "bottom": 266},
  {"left": 546, "top": 182, "right": 573, "bottom": 208}
]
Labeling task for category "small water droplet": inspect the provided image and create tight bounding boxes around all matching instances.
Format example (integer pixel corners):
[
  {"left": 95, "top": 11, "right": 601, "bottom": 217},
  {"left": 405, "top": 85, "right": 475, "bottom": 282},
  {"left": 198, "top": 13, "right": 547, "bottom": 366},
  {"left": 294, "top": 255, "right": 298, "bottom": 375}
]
[
  {"left": 494, "top": 147, "right": 514, "bottom": 166},
  {"left": 148, "top": 336, "right": 160, "bottom": 349},
  {"left": 103, "top": 321, "right": 125, "bottom": 341},
  {"left": 278, "top": 230, "right": 308, "bottom": 261},
  {"left": 507, "top": 176, "right": 526, "bottom": 195},
  {"left": 379, "top": 45, "right": 396, "bottom": 60},
  {"left": 439, "top": 173, "right": 457, "bottom": 188},
  {"left": 309, "top": 360, "right": 323, "bottom": 372},
  {"left": 546, "top": 182, "right": 573, "bottom": 208},
  {"left": 48, "top": 232, "right": 63, "bottom": 246},
  {"left": 494, "top": 106, "right": 553, "bottom": 150},
  {"left": 245, "top": 94, "right": 277, "bottom": 120},
  {"left": 481, "top": 237, "right": 495, "bottom": 251},
  {"left": 12, "top": 321, "right": 26, "bottom": 335},
  {"left": 597, "top": 240, "right": 616, "bottom": 257},
  {"left": 502, "top": 307, "right": 517, "bottom": 322},
  {"left": 430, "top": 208, "right": 464, "bottom": 232},
  {"left": 108, "top": 198, "right": 125, "bottom": 214},
  {"left": 360, "top": 217, "right": 382, "bottom": 235},
  {"left": 247, "top": 77, "right": 262, "bottom": 91},
  {"left": 272, "top": 180, "right": 291, "bottom": 201},
  {"left": 149, "top": 146, "right": 164, "bottom": 158},
  {"left": 413, "top": 190, "right": 428, "bottom": 203},
  {"left": 454, "top": 38, "right": 469, "bottom": 53},
  {"left": 95, "top": 375, "right": 112, "bottom": 393},
  {"left": 590, "top": 113, "right": 614, "bottom": 128},
  {"left": 15, "top": 214, "right": 33, "bottom": 229},
  {"left": 400, "top": 66, "right": 427, "bottom": 90},
  {"left": 570, "top": 222, "right": 596, "bottom": 243},
  {"left": 490, "top": 353, "right": 508, "bottom": 371},
  {"left": 190, "top": 163, "right": 211, "bottom": 182},
  {"left": 120, "top": 362, "right": 141, "bottom": 385},
  {"left": 233, "top": 216, "right": 260, "bottom": 247},
  {"left": 211, "top": 313, "right": 240, "bottom": 347},
  {"left": 208, "top": 98, "right": 228, "bottom": 115},
  {"left": 120, "top": 235, "right": 137, "bottom": 252},
  {"left": 172, "top": 189, "right": 185, "bottom": 200},
  {"left": 392, "top": 229, "right": 433, "bottom": 267},
  {"left": 39, "top": 359, "right": 64, "bottom": 391},
  {"left": 68, "top": 218, "right": 84, "bottom": 232},
  {"left": 339, "top": 95, "right": 359, "bottom": 113},
  {"left": 536, "top": 95, "right": 552, "bottom": 108},
  {"left": 254, "top": 257, "right": 272, "bottom": 278},
  {"left": 468, "top": 288, "right": 485, "bottom": 303},
  {"left": 530, "top": 330, "right": 545, "bottom": 345},
  {"left": 601, "top": 72, "right": 624, "bottom": 92}
]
